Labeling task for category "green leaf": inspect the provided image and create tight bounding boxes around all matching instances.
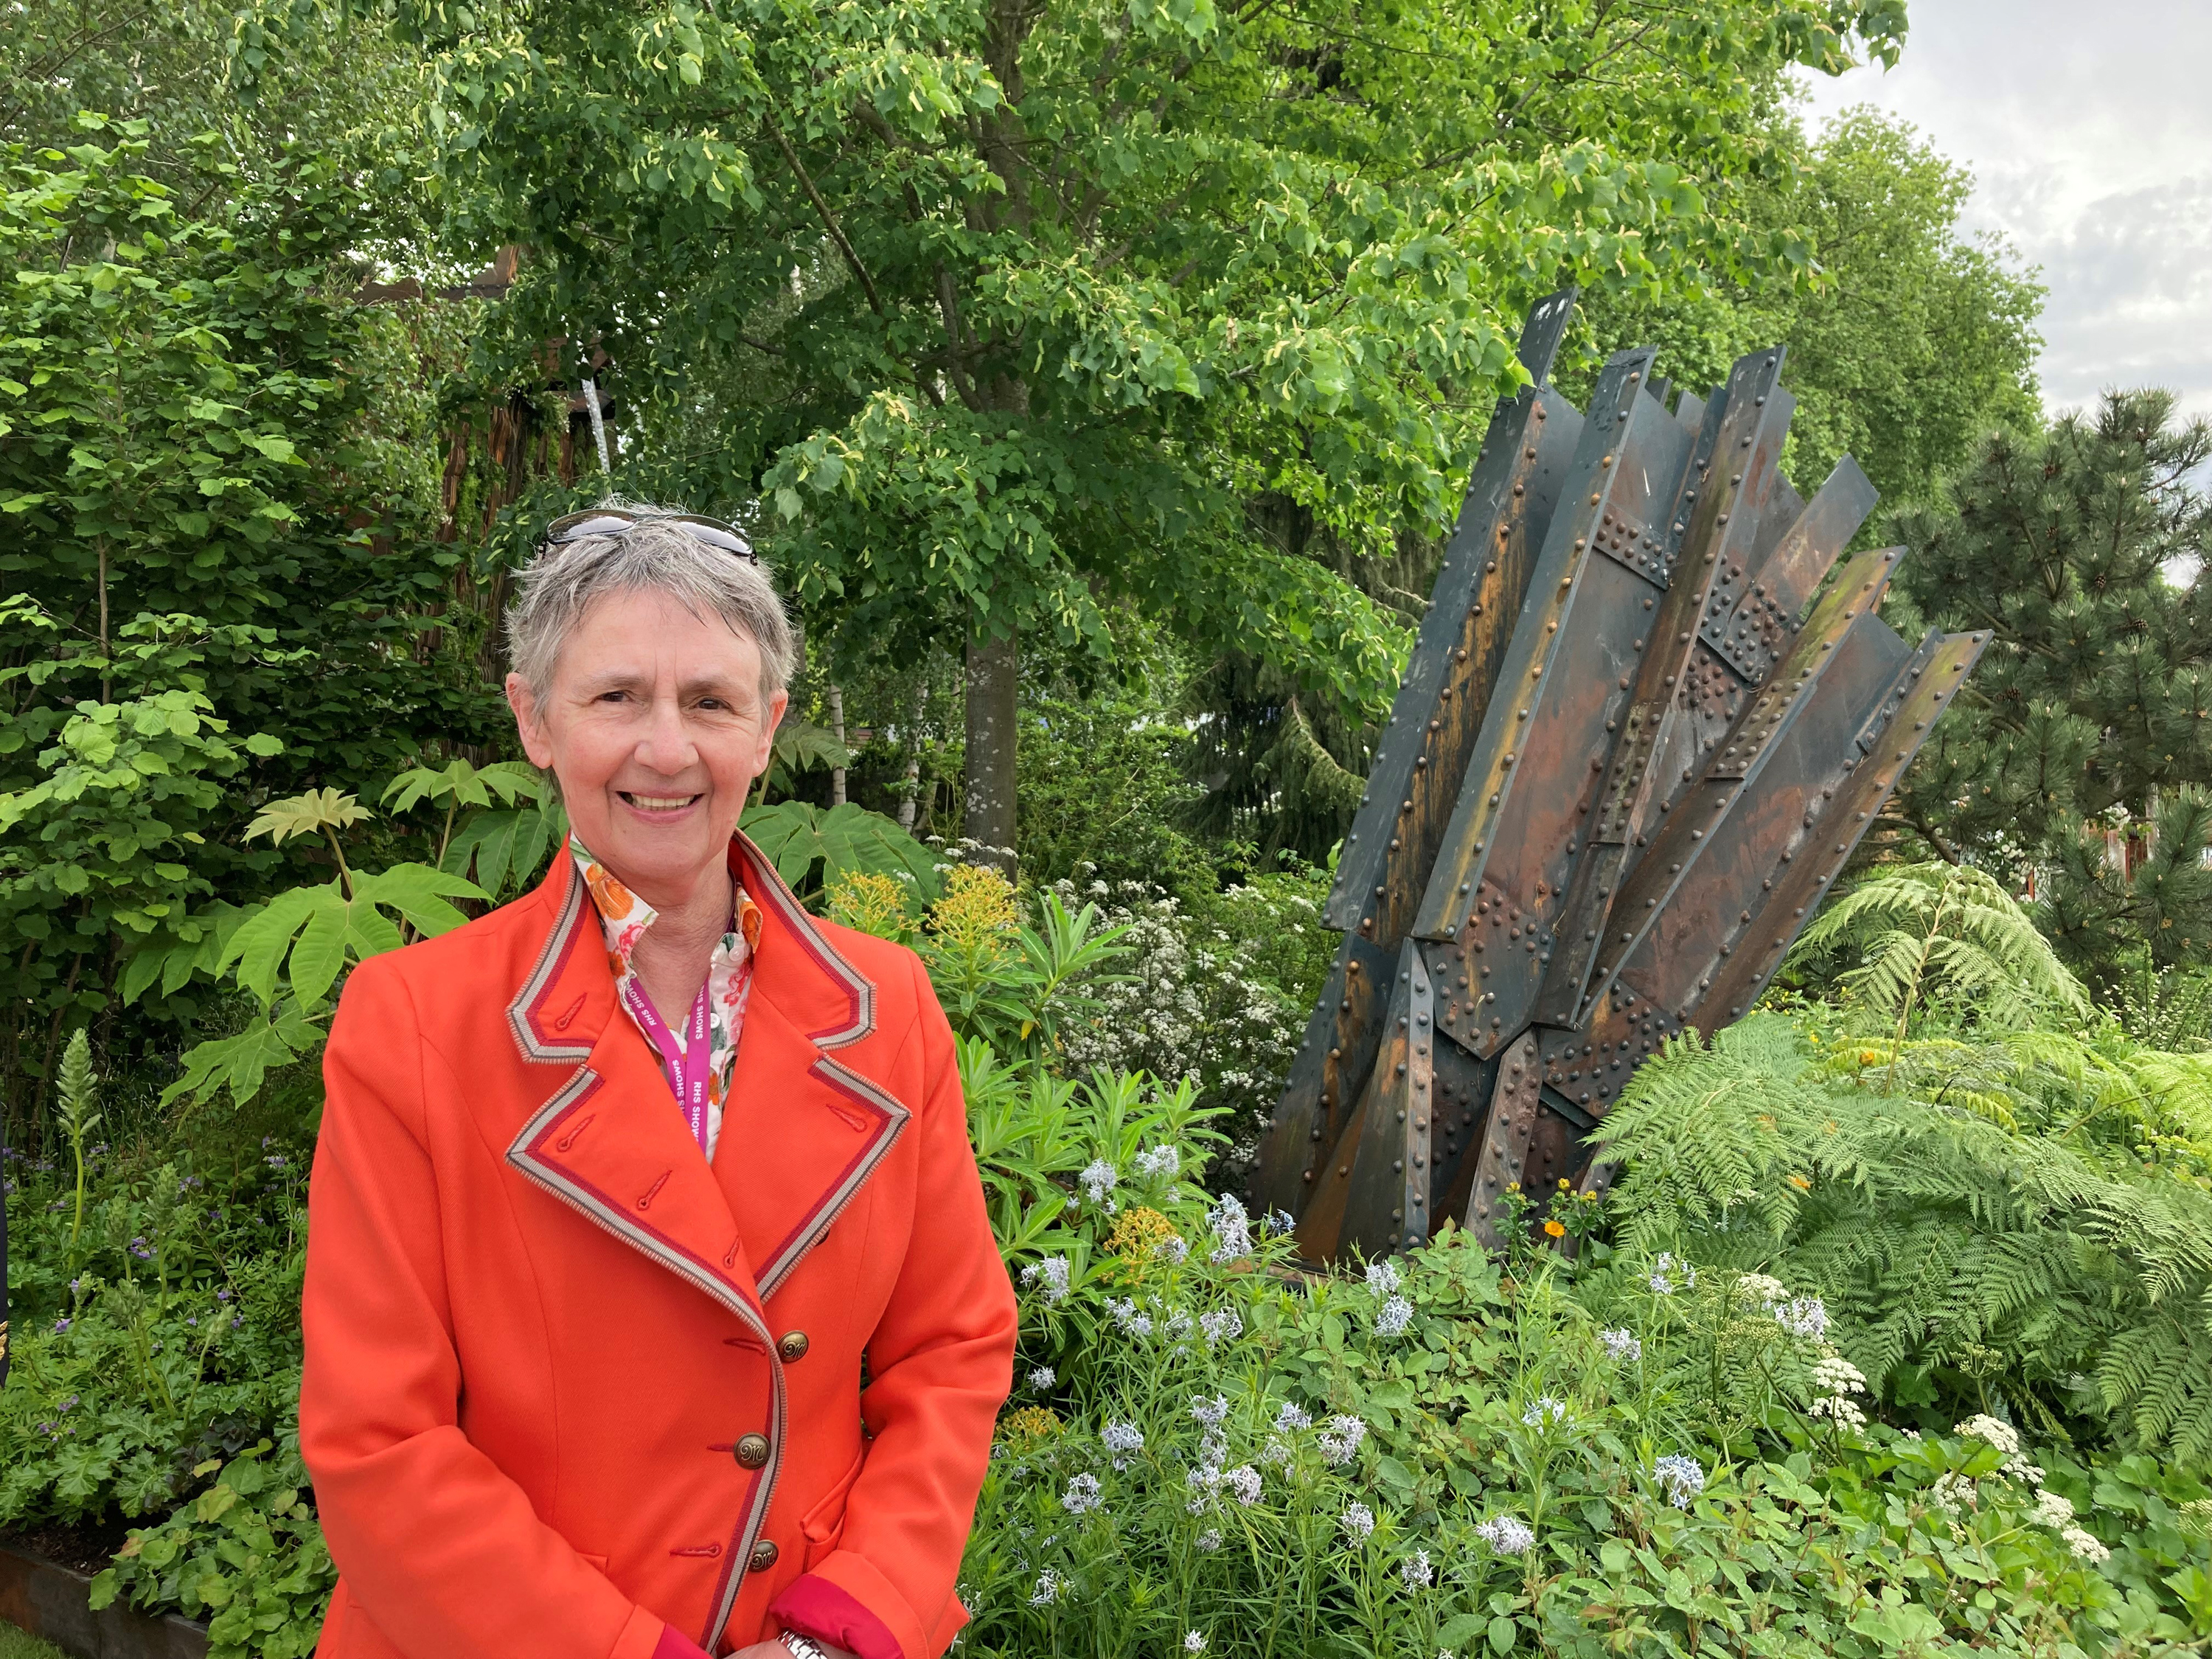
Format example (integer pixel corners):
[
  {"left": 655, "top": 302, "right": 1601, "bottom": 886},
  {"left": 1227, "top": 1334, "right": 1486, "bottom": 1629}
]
[
  {"left": 740, "top": 801, "right": 939, "bottom": 902},
  {"left": 161, "top": 1003, "right": 326, "bottom": 1108},
  {"left": 1487, "top": 1615, "right": 1517, "bottom": 1654}
]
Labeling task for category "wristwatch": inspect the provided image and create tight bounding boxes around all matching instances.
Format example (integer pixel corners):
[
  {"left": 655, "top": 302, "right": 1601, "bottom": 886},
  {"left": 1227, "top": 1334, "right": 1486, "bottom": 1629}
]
[{"left": 779, "top": 1633, "right": 831, "bottom": 1659}]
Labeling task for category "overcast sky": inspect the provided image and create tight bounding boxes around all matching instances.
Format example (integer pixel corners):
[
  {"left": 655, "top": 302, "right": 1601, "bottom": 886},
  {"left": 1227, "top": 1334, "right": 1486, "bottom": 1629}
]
[{"left": 1794, "top": 0, "right": 2212, "bottom": 425}]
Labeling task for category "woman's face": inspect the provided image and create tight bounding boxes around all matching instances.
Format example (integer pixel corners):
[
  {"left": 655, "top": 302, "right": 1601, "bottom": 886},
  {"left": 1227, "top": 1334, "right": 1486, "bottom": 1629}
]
[{"left": 506, "top": 588, "right": 786, "bottom": 901}]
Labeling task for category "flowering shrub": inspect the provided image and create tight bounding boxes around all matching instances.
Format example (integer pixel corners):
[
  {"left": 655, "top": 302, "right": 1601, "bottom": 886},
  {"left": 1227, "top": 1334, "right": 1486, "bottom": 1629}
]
[
  {"left": 1046, "top": 872, "right": 1324, "bottom": 1165},
  {"left": 961, "top": 1209, "right": 2212, "bottom": 1657}
]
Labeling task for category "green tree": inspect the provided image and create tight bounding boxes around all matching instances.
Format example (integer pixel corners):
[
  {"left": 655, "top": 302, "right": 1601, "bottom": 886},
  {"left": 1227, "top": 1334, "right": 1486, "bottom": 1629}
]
[
  {"left": 1578, "top": 106, "right": 2044, "bottom": 512},
  {"left": 0, "top": 125, "right": 505, "bottom": 1114},
  {"left": 394, "top": 0, "right": 1905, "bottom": 863},
  {"left": 1886, "top": 391, "right": 2212, "bottom": 985}
]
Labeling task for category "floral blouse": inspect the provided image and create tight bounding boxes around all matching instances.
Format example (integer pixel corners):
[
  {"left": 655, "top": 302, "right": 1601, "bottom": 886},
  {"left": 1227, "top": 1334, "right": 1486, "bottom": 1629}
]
[{"left": 570, "top": 835, "right": 762, "bottom": 1161}]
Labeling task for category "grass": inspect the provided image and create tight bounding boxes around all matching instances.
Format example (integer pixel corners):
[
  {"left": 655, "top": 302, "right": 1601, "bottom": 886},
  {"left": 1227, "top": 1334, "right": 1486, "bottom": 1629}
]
[{"left": 0, "top": 1626, "right": 65, "bottom": 1659}]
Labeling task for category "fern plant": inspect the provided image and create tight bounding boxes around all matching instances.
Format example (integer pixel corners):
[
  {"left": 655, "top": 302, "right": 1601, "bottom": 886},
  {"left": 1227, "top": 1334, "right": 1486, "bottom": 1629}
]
[
  {"left": 1601, "top": 1014, "right": 2212, "bottom": 1465},
  {"left": 1790, "top": 862, "right": 2087, "bottom": 1088}
]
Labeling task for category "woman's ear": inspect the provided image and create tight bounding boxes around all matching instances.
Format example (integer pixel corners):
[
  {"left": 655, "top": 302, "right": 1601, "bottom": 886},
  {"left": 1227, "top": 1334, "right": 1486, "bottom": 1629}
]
[
  {"left": 506, "top": 672, "right": 557, "bottom": 770},
  {"left": 751, "top": 689, "right": 788, "bottom": 776}
]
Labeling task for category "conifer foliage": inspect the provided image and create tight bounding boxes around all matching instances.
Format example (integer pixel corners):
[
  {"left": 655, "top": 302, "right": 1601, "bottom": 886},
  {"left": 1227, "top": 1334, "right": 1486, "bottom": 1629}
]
[{"left": 1888, "top": 394, "right": 2212, "bottom": 981}]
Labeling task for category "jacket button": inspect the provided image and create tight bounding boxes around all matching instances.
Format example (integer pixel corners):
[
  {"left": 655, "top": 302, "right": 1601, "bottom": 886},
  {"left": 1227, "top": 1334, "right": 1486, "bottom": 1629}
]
[
  {"left": 777, "top": 1330, "right": 810, "bottom": 1363},
  {"left": 748, "top": 1539, "right": 779, "bottom": 1572},
  {"left": 733, "top": 1433, "right": 770, "bottom": 1469}
]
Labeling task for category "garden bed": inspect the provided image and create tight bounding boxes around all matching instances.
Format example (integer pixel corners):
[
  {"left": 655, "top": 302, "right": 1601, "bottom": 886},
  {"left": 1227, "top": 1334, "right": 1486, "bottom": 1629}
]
[{"left": 0, "top": 1540, "right": 206, "bottom": 1659}]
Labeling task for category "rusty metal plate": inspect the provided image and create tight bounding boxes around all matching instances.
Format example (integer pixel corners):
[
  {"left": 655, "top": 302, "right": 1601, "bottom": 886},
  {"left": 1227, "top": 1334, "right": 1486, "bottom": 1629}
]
[
  {"left": 1528, "top": 349, "right": 1791, "bottom": 1026},
  {"left": 1694, "top": 630, "right": 1991, "bottom": 1025},
  {"left": 1700, "top": 457, "right": 1877, "bottom": 685},
  {"left": 1569, "top": 547, "right": 1906, "bottom": 1025},
  {"left": 1293, "top": 942, "right": 1437, "bottom": 1262},
  {"left": 1462, "top": 1031, "right": 1541, "bottom": 1247},
  {"left": 1251, "top": 931, "right": 1397, "bottom": 1220},
  {"left": 1410, "top": 348, "right": 1694, "bottom": 1059}
]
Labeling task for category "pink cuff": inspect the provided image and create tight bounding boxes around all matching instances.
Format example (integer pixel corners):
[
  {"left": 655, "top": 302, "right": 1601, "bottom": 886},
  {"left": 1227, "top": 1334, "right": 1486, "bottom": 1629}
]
[
  {"left": 770, "top": 1573, "right": 903, "bottom": 1659},
  {"left": 652, "top": 1625, "right": 714, "bottom": 1659}
]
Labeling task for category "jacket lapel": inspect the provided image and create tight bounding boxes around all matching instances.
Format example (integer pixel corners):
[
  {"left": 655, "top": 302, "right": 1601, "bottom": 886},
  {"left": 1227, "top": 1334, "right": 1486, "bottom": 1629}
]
[
  {"left": 500, "top": 836, "right": 908, "bottom": 1309},
  {"left": 717, "top": 990, "right": 911, "bottom": 1300}
]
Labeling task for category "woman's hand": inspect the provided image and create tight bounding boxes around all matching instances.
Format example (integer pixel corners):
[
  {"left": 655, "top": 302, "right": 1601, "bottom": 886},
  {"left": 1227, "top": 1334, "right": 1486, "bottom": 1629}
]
[{"left": 728, "top": 1641, "right": 857, "bottom": 1659}]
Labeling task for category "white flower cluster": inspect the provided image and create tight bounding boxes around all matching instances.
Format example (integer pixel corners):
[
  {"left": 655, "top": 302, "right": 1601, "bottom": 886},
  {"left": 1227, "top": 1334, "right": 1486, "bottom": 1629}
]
[
  {"left": 1194, "top": 1528, "right": 1223, "bottom": 1553},
  {"left": 2060, "top": 1525, "right": 2110, "bottom": 1564},
  {"left": 1184, "top": 1632, "right": 1208, "bottom": 1653},
  {"left": 1773, "top": 1295, "right": 1830, "bottom": 1341},
  {"left": 1648, "top": 1253, "right": 1697, "bottom": 1296},
  {"left": 1373, "top": 1295, "right": 1414, "bottom": 1338},
  {"left": 1208, "top": 1194, "right": 1254, "bottom": 1264},
  {"left": 1275, "top": 1402, "right": 1312, "bottom": 1433},
  {"left": 1020, "top": 1256, "right": 1071, "bottom": 1304},
  {"left": 1735, "top": 1273, "right": 1790, "bottom": 1309},
  {"left": 1365, "top": 1258, "right": 1403, "bottom": 1297},
  {"left": 1956, "top": 1414, "right": 2043, "bottom": 1483},
  {"left": 1029, "top": 1568, "right": 1067, "bottom": 1607},
  {"left": 1046, "top": 876, "right": 1307, "bottom": 1130},
  {"left": 1927, "top": 1470, "right": 1976, "bottom": 1516},
  {"left": 1317, "top": 1414, "right": 1367, "bottom": 1467},
  {"left": 1102, "top": 1422, "right": 1145, "bottom": 1468},
  {"left": 2031, "top": 1488, "right": 2075, "bottom": 1527},
  {"left": 1400, "top": 1548, "right": 1433, "bottom": 1589},
  {"left": 1225, "top": 1464, "right": 1264, "bottom": 1506},
  {"left": 1598, "top": 1327, "right": 1642, "bottom": 1362},
  {"left": 1027, "top": 1365, "right": 1057, "bottom": 1389},
  {"left": 1340, "top": 1500, "right": 1375, "bottom": 1540},
  {"left": 1104, "top": 1297, "right": 1153, "bottom": 1339},
  {"left": 1652, "top": 1454, "right": 1705, "bottom": 1509},
  {"left": 1078, "top": 1158, "right": 1119, "bottom": 1212},
  {"left": 1198, "top": 1307, "right": 1243, "bottom": 1349},
  {"left": 1806, "top": 1354, "right": 1868, "bottom": 1427},
  {"left": 1061, "top": 1473, "right": 1103, "bottom": 1515},
  {"left": 1520, "top": 1396, "right": 1568, "bottom": 1428},
  {"left": 1132, "top": 1144, "right": 1180, "bottom": 1181},
  {"left": 1474, "top": 1514, "right": 1534, "bottom": 1556}
]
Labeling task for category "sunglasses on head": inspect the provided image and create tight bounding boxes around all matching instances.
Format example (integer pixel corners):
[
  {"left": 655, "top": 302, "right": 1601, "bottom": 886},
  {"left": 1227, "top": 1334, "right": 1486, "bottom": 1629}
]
[{"left": 540, "top": 509, "right": 758, "bottom": 564}]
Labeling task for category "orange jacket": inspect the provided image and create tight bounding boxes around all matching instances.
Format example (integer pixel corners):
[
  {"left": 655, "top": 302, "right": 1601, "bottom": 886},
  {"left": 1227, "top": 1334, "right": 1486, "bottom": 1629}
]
[{"left": 299, "top": 840, "right": 1017, "bottom": 1659}]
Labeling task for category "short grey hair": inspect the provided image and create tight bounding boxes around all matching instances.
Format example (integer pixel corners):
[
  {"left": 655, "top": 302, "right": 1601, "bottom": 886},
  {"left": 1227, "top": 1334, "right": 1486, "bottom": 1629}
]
[{"left": 506, "top": 500, "right": 796, "bottom": 706}]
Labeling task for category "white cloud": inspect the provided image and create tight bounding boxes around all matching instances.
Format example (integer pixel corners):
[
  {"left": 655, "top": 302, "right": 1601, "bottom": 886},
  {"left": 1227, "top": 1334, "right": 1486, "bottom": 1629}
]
[{"left": 1792, "top": 0, "right": 2212, "bottom": 422}]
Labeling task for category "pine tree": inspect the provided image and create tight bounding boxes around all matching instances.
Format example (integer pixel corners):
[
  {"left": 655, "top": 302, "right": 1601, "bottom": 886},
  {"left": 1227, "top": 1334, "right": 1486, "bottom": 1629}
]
[{"left": 1888, "top": 392, "right": 2212, "bottom": 983}]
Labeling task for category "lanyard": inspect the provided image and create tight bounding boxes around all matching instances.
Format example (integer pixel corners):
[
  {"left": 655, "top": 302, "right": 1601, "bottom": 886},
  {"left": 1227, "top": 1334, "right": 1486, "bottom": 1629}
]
[{"left": 619, "top": 975, "right": 717, "bottom": 1152}]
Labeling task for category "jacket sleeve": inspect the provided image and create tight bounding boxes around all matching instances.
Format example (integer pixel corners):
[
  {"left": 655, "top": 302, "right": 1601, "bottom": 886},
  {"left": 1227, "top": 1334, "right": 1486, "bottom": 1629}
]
[
  {"left": 769, "top": 953, "right": 1018, "bottom": 1659},
  {"left": 299, "top": 959, "right": 708, "bottom": 1659}
]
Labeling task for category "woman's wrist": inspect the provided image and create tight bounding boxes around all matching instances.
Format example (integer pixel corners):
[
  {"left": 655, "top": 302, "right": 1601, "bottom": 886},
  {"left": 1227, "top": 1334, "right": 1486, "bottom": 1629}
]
[{"left": 778, "top": 1633, "right": 855, "bottom": 1659}]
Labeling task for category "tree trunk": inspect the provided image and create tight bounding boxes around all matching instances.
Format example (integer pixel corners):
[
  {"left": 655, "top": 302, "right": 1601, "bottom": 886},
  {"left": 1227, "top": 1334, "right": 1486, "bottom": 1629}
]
[
  {"left": 964, "top": 624, "right": 1018, "bottom": 870},
  {"left": 827, "top": 683, "right": 848, "bottom": 807},
  {"left": 897, "top": 681, "right": 926, "bottom": 832}
]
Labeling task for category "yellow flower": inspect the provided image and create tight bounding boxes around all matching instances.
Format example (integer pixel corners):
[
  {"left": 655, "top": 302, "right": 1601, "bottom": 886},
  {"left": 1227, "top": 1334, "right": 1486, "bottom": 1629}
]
[
  {"left": 1543, "top": 1219, "right": 1566, "bottom": 1239},
  {"left": 1788, "top": 1172, "right": 1812, "bottom": 1190},
  {"left": 929, "top": 863, "right": 1021, "bottom": 950},
  {"left": 1105, "top": 1206, "right": 1182, "bottom": 1270},
  {"left": 827, "top": 869, "right": 911, "bottom": 939},
  {"left": 998, "top": 1405, "right": 1062, "bottom": 1444},
  {"left": 1857, "top": 1049, "right": 1882, "bottom": 1066},
  {"left": 1505, "top": 1181, "right": 1520, "bottom": 1194}
]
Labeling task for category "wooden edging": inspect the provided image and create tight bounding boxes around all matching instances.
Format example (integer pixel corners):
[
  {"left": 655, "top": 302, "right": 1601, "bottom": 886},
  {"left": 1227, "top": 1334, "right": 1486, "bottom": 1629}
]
[{"left": 0, "top": 1543, "right": 208, "bottom": 1659}]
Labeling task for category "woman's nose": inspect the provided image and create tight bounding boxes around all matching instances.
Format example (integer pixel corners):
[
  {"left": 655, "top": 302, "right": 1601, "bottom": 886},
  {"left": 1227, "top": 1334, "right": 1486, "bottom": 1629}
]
[{"left": 635, "top": 697, "right": 696, "bottom": 772}]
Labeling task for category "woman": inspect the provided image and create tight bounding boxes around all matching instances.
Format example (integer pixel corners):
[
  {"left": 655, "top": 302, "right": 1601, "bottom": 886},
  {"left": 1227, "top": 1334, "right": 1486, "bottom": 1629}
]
[{"left": 299, "top": 506, "right": 1017, "bottom": 1659}]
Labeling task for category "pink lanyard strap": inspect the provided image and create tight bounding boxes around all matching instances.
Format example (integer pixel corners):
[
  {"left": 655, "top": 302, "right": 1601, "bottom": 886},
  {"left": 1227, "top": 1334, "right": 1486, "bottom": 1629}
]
[{"left": 619, "top": 976, "right": 717, "bottom": 1152}]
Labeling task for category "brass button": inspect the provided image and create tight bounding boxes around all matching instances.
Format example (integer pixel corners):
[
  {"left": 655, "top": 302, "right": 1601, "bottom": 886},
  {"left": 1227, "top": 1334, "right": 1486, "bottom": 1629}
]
[
  {"left": 777, "top": 1330, "right": 810, "bottom": 1363},
  {"left": 733, "top": 1433, "right": 770, "bottom": 1470},
  {"left": 748, "top": 1538, "right": 779, "bottom": 1572}
]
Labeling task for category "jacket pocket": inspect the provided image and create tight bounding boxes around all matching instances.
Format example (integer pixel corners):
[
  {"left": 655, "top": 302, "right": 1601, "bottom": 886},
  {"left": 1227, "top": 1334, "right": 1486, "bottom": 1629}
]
[{"left": 799, "top": 1447, "right": 867, "bottom": 1569}]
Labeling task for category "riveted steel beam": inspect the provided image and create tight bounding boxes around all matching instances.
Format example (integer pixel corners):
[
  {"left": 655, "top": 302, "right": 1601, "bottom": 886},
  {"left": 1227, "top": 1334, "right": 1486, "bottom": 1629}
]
[
  {"left": 1413, "top": 349, "right": 1694, "bottom": 1058},
  {"left": 1256, "top": 292, "right": 1581, "bottom": 1223}
]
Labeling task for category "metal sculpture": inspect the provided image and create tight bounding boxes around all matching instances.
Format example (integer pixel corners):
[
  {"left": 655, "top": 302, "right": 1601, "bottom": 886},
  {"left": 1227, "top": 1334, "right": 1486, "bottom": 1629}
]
[{"left": 1253, "top": 291, "right": 1990, "bottom": 1262}]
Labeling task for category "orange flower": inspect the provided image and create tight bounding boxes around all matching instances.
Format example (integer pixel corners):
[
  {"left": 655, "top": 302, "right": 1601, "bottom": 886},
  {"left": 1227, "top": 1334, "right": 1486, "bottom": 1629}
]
[
  {"left": 585, "top": 866, "right": 636, "bottom": 917},
  {"left": 1543, "top": 1219, "right": 1566, "bottom": 1239}
]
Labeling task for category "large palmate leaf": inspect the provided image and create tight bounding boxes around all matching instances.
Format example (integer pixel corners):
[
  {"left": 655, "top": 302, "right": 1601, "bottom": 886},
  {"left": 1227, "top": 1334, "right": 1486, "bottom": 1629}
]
[
  {"left": 161, "top": 1003, "right": 327, "bottom": 1109},
  {"left": 382, "top": 757, "right": 545, "bottom": 815},
  {"left": 742, "top": 801, "right": 940, "bottom": 902},
  {"left": 764, "top": 721, "right": 852, "bottom": 797},
  {"left": 218, "top": 863, "right": 488, "bottom": 1006},
  {"left": 442, "top": 799, "right": 567, "bottom": 898}
]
